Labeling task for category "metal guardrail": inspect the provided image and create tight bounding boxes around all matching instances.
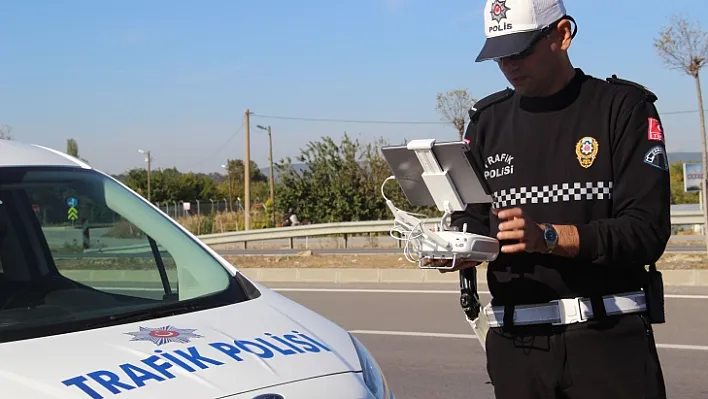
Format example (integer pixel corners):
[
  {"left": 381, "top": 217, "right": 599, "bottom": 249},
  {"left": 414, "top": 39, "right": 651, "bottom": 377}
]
[
  {"left": 199, "top": 210, "right": 705, "bottom": 248},
  {"left": 84, "top": 210, "right": 705, "bottom": 254},
  {"left": 199, "top": 220, "right": 397, "bottom": 247},
  {"left": 668, "top": 209, "right": 704, "bottom": 226}
]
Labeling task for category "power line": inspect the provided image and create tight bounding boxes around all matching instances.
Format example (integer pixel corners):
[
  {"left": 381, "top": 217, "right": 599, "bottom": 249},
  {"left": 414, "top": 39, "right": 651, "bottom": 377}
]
[
  {"left": 251, "top": 109, "right": 708, "bottom": 124},
  {"left": 191, "top": 107, "right": 708, "bottom": 167},
  {"left": 661, "top": 109, "right": 708, "bottom": 115},
  {"left": 250, "top": 113, "right": 447, "bottom": 125},
  {"left": 190, "top": 122, "right": 244, "bottom": 167}
]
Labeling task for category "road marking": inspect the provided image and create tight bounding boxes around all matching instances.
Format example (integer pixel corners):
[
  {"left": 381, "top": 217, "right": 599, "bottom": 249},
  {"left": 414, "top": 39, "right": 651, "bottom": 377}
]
[
  {"left": 654, "top": 343, "right": 708, "bottom": 351},
  {"left": 349, "top": 329, "right": 708, "bottom": 351},
  {"left": 96, "top": 287, "right": 473, "bottom": 295},
  {"left": 274, "top": 288, "right": 476, "bottom": 294},
  {"left": 665, "top": 294, "right": 708, "bottom": 299},
  {"left": 351, "top": 330, "right": 474, "bottom": 339},
  {"left": 272, "top": 288, "right": 708, "bottom": 300}
]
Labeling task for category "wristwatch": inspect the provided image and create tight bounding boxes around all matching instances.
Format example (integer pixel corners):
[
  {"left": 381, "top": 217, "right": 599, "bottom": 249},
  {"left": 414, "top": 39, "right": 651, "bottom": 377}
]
[{"left": 542, "top": 223, "right": 558, "bottom": 254}]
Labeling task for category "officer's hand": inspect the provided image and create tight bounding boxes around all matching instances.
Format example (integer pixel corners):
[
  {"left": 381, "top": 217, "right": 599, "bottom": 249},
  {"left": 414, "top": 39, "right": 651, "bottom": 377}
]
[
  {"left": 493, "top": 207, "right": 546, "bottom": 254},
  {"left": 420, "top": 257, "right": 480, "bottom": 273}
]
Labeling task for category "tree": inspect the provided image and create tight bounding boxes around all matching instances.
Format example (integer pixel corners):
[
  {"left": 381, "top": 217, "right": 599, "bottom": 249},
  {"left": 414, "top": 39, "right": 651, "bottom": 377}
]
[
  {"left": 655, "top": 15, "right": 708, "bottom": 244},
  {"left": 0, "top": 125, "right": 13, "bottom": 140},
  {"left": 65, "top": 137, "right": 90, "bottom": 164},
  {"left": 66, "top": 138, "right": 79, "bottom": 157},
  {"left": 275, "top": 134, "right": 366, "bottom": 223},
  {"left": 275, "top": 133, "right": 437, "bottom": 224},
  {"left": 225, "top": 159, "right": 268, "bottom": 186},
  {"left": 435, "top": 89, "right": 476, "bottom": 140},
  {"left": 121, "top": 167, "right": 219, "bottom": 204},
  {"left": 220, "top": 158, "right": 268, "bottom": 211}
]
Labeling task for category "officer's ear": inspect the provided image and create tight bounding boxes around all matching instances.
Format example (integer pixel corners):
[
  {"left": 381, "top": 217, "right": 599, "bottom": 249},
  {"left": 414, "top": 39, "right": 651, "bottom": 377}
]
[{"left": 555, "top": 18, "right": 575, "bottom": 51}]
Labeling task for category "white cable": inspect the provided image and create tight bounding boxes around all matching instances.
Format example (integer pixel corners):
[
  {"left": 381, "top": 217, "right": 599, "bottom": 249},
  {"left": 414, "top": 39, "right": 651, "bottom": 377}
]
[
  {"left": 381, "top": 176, "right": 433, "bottom": 264},
  {"left": 381, "top": 175, "right": 396, "bottom": 202},
  {"left": 380, "top": 175, "right": 498, "bottom": 268}
]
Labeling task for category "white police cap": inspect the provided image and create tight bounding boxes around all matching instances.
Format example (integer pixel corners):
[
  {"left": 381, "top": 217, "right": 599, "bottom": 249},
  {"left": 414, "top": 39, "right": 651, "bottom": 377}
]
[{"left": 475, "top": 0, "right": 573, "bottom": 62}]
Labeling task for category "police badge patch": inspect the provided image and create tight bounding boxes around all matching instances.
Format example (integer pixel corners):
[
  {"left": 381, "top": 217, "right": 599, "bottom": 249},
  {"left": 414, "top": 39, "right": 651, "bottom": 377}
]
[{"left": 575, "top": 137, "right": 599, "bottom": 168}]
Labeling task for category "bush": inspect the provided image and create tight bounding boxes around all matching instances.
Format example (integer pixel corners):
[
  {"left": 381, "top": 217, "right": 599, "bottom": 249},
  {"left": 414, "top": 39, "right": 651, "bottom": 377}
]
[
  {"left": 175, "top": 210, "right": 281, "bottom": 235},
  {"left": 103, "top": 220, "right": 146, "bottom": 239}
]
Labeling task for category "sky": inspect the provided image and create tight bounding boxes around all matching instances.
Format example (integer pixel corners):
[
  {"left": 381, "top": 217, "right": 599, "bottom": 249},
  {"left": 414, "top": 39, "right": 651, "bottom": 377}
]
[{"left": 0, "top": 0, "right": 707, "bottom": 175}]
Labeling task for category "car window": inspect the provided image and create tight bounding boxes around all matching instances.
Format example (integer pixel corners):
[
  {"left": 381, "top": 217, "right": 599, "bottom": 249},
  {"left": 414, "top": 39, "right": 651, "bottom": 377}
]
[{"left": 0, "top": 166, "right": 240, "bottom": 340}]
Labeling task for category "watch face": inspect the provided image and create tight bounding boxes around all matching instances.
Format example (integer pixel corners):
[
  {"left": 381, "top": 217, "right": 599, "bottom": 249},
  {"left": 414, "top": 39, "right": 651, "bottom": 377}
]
[{"left": 545, "top": 227, "right": 558, "bottom": 242}]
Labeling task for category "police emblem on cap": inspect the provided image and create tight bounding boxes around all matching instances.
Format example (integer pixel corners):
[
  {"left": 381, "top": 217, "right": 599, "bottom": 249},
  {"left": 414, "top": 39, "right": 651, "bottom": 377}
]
[
  {"left": 490, "top": 0, "right": 511, "bottom": 23},
  {"left": 575, "top": 137, "right": 599, "bottom": 168}
]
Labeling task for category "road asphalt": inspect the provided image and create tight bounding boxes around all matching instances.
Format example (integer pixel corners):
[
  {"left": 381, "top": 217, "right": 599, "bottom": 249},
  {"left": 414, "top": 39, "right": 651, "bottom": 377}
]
[{"left": 266, "top": 282, "right": 708, "bottom": 399}]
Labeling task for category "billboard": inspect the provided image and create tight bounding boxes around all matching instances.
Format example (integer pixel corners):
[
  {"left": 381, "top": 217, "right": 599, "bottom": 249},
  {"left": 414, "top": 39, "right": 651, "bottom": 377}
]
[{"left": 683, "top": 163, "right": 702, "bottom": 192}]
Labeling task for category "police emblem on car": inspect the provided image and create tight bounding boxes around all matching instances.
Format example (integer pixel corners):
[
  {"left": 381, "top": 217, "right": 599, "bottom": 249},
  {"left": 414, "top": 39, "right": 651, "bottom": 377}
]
[
  {"left": 575, "top": 136, "right": 599, "bottom": 168},
  {"left": 125, "top": 325, "right": 203, "bottom": 346}
]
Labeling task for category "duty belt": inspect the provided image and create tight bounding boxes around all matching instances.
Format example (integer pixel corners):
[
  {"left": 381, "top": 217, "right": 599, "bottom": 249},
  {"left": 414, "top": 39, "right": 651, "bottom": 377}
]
[{"left": 484, "top": 291, "right": 647, "bottom": 327}]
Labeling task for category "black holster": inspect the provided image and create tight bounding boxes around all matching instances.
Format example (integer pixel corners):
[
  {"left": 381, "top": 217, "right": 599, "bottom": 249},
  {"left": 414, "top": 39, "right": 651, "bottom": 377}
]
[
  {"left": 644, "top": 263, "right": 666, "bottom": 324},
  {"left": 459, "top": 267, "right": 481, "bottom": 320}
]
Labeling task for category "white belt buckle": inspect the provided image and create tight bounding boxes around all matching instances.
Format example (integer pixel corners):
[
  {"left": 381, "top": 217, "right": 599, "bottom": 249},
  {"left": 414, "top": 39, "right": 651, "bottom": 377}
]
[{"left": 551, "top": 297, "right": 586, "bottom": 326}]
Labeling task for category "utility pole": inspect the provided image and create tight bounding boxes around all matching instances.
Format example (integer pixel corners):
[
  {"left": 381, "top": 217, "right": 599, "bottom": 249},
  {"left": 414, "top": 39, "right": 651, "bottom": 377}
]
[
  {"left": 267, "top": 125, "right": 275, "bottom": 228},
  {"left": 244, "top": 109, "right": 251, "bottom": 230},
  {"left": 695, "top": 72, "right": 708, "bottom": 244},
  {"left": 258, "top": 124, "right": 276, "bottom": 228},
  {"left": 139, "top": 149, "right": 152, "bottom": 202},
  {"left": 221, "top": 163, "right": 233, "bottom": 211}
]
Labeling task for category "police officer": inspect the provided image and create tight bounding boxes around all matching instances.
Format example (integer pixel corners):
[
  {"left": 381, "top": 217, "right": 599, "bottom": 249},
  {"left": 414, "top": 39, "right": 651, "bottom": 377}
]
[{"left": 438, "top": 0, "right": 671, "bottom": 397}]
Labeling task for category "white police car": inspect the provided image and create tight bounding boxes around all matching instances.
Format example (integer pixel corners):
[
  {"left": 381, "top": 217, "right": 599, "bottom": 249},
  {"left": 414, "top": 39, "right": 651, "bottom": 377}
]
[{"left": 0, "top": 140, "right": 395, "bottom": 399}]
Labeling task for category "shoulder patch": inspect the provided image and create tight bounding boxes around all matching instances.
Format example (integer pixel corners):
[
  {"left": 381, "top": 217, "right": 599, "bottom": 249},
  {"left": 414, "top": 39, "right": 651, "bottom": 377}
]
[
  {"left": 468, "top": 88, "right": 514, "bottom": 122},
  {"left": 606, "top": 74, "right": 658, "bottom": 103},
  {"left": 644, "top": 145, "right": 669, "bottom": 171}
]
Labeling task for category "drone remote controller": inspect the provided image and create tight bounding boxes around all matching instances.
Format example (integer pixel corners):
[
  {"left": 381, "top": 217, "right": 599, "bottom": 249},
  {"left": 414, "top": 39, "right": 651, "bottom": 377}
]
[
  {"left": 385, "top": 198, "right": 499, "bottom": 270},
  {"left": 418, "top": 230, "right": 499, "bottom": 260},
  {"left": 380, "top": 138, "right": 500, "bottom": 270}
]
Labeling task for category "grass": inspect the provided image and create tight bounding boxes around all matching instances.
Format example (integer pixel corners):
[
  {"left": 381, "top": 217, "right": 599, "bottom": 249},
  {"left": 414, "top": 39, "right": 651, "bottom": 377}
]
[
  {"left": 224, "top": 252, "right": 708, "bottom": 270},
  {"left": 53, "top": 251, "right": 708, "bottom": 270},
  {"left": 655, "top": 252, "right": 708, "bottom": 270},
  {"left": 223, "top": 254, "right": 417, "bottom": 269},
  {"left": 54, "top": 257, "right": 177, "bottom": 271}
]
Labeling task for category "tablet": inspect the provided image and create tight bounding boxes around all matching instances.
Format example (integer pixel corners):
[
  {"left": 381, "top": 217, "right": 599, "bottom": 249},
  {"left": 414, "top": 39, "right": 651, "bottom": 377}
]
[{"left": 381, "top": 139, "right": 492, "bottom": 210}]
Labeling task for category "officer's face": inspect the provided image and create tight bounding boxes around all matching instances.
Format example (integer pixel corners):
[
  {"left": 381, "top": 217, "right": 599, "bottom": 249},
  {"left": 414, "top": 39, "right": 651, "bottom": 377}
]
[
  {"left": 495, "top": 21, "right": 573, "bottom": 96},
  {"left": 495, "top": 38, "right": 552, "bottom": 95}
]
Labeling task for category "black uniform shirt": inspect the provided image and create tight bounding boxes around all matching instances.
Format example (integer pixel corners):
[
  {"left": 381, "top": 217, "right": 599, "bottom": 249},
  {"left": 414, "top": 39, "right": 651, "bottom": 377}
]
[{"left": 451, "top": 68, "right": 672, "bottom": 306}]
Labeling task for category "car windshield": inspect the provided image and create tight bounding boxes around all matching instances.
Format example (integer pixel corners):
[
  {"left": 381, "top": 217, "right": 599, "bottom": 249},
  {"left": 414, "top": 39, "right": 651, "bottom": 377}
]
[{"left": 0, "top": 166, "right": 247, "bottom": 343}]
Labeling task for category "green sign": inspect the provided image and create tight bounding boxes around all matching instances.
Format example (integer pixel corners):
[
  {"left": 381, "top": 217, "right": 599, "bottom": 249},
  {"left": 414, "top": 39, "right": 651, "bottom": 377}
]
[{"left": 68, "top": 207, "right": 78, "bottom": 221}]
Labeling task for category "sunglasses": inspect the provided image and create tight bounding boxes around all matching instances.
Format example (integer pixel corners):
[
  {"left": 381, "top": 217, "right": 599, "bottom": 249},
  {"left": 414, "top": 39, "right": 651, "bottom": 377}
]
[
  {"left": 494, "top": 25, "right": 557, "bottom": 62},
  {"left": 492, "top": 15, "right": 577, "bottom": 62}
]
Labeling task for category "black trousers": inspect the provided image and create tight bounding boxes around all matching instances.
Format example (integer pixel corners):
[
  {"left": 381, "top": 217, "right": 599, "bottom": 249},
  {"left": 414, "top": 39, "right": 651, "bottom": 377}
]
[{"left": 484, "top": 313, "right": 667, "bottom": 399}]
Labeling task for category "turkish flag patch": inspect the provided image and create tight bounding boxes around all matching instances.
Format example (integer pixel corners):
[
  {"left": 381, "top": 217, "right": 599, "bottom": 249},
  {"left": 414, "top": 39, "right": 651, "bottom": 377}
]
[{"left": 648, "top": 117, "right": 664, "bottom": 142}]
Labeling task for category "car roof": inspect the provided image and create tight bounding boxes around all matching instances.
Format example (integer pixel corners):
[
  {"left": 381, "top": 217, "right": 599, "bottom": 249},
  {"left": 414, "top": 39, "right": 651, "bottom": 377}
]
[{"left": 0, "top": 139, "right": 91, "bottom": 169}]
